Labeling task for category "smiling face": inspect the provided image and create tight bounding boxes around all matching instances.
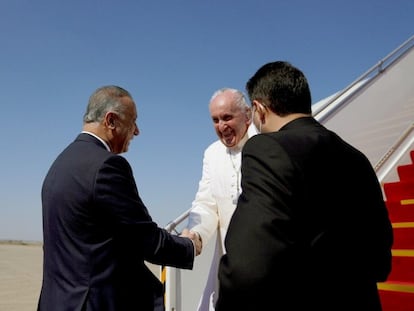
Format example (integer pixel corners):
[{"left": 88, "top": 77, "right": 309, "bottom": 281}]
[{"left": 209, "top": 90, "right": 251, "bottom": 148}]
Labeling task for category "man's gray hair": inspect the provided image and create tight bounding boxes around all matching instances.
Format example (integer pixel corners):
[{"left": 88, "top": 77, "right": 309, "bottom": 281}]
[{"left": 83, "top": 85, "right": 132, "bottom": 123}]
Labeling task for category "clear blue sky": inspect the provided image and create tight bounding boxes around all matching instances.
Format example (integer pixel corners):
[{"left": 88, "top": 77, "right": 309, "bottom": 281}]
[{"left": 1, "top": 0, "right": 413, "bottom": 241}]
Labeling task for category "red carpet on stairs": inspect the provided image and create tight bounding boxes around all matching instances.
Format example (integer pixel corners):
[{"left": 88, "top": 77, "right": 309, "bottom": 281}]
[{"left": 379, "top": 150, "right": 414, "bottom": 311}]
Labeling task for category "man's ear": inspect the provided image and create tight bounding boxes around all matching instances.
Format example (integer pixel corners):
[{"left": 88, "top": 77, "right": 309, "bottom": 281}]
[
  {"left": 246, "top": 106, "right": 253, "bottom": 123},
  {"left": 105, "top": 112, "right": 116, "bottom": 128},
  {"left": 253, "top": 100, "right": 266, "bottom": 123}
]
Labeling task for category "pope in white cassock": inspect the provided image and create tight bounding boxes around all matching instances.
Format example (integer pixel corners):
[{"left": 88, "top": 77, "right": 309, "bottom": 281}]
[{"left": 185, "top": 88, "right": 257, "bottom": 311}]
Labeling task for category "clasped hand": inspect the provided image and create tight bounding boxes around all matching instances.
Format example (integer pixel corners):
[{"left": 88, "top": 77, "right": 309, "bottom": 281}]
[{"left": 180, "top": 228, "right": 202, "bottom": 256}]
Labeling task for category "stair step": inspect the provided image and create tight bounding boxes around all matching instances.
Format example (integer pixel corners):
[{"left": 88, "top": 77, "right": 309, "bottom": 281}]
[
  {"left": 379, "top": 290, "right": 414, "bottom": 311},
  {"left": 398, "top": 164, "right": 414, "bottom": 182},
  {"left": 378, "top": 281, "right": 414, "bottom": 311},
  {"left": 387, "top": 250, "right": 414, "bottom": 283},
  {"left": 383, "top": 180, "right": 414, "bottom": 202},
  {"left": 392, "top": 224, "right": 414, "bottom": 249},
  {"left": 386, "top": 201, "right": 414, "bottom": 222}
]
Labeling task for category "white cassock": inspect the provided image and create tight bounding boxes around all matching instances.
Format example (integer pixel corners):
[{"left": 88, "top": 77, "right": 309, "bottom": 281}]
[{"left": 187, "top": 125, "right": 256, "bottom": 311}]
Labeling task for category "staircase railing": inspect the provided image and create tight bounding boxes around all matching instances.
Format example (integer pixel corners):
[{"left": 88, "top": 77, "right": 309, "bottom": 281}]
[
  {"left": 312, "top": 34, "right": 414, "bottom": 123},
  {"left": 376, "top": 123, "right": 414, "bottom": 184}
]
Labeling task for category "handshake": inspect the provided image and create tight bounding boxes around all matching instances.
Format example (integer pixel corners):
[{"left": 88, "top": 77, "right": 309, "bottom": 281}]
[{"left": 181, "top": 228, "right": 202, "bottom": 256}]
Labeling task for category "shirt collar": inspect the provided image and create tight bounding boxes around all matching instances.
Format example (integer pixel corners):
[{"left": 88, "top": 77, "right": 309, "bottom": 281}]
[{"left": 81, "top": 131, "right": 111, "bottom": 152}]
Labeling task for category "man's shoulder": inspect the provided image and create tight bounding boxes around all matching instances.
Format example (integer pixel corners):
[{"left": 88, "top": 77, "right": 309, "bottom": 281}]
[
  {"left": 205, "top": 139, "right": 226, "bottom": 154},
  {"left": 244, "top": 133, "right": 284, "bottom": 154}
]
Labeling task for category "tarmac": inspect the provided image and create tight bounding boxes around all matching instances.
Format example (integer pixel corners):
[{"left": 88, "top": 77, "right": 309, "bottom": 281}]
[
  {"left": 0, "top": 241, "right": 42, "bottom": 311},
  {"left": 0, "top": 240, "right": 162, "bottom": 311}
]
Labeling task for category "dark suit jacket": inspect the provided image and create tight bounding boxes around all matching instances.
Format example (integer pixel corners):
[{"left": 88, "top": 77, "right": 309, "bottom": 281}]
[
  {"left": 216, "top": 117, "right": 393, "bottom": 311},
  {"left": 38, "top": 133, "right": 194, "bottom": 311}
]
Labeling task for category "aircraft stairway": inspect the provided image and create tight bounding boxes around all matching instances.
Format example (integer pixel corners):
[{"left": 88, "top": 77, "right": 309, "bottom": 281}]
[{"left": 378, "top": 149, "right": 414, "bottom": 311}]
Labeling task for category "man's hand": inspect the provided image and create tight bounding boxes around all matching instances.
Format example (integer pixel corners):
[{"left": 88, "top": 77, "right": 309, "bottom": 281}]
[{"left": 181, "top": 228, "right": 202, "bottom": 256}]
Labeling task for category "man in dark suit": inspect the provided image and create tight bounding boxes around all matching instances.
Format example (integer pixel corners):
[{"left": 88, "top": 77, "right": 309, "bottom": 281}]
[
  {"left": 216, "top": 61, "right": 393, "bottom": 311},
  {"left": 38, "top": 85, "right": 200, "bottom": 311}
]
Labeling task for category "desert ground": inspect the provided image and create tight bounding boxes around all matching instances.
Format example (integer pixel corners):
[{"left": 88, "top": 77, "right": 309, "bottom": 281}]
[
  {"left": 0, "top": 241, "right": 161, "bottom": 311},
  {"left": 0, "top": 241, "right": 42, "bottom": 311}
]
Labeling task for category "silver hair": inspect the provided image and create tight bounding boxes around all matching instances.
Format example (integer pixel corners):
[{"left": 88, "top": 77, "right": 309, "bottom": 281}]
[
  {"left": 209, "top": 88, "right": 250, "bottom": 112},
  {"left": 83, "top": 85, "right": 132, "bottom": 123}
]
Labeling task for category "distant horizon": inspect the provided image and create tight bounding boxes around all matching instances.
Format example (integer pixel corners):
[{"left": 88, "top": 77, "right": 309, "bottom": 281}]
[{"left": 0, "top": 239, "right": 43, "bottom": 245}]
